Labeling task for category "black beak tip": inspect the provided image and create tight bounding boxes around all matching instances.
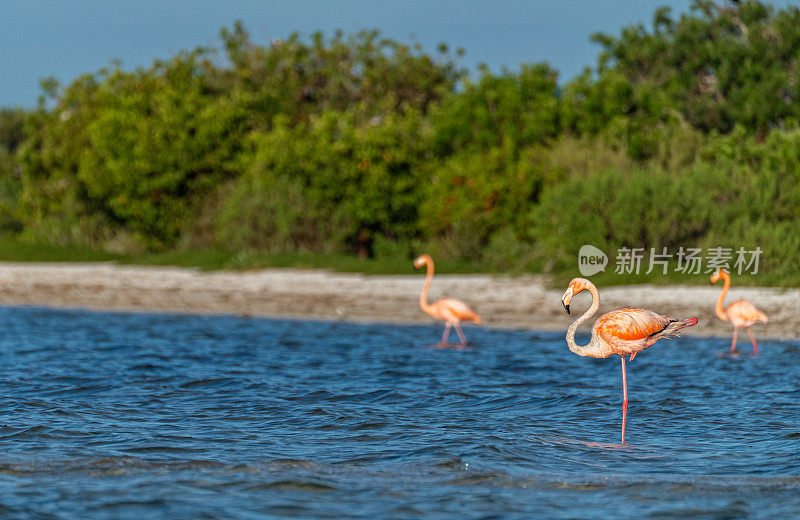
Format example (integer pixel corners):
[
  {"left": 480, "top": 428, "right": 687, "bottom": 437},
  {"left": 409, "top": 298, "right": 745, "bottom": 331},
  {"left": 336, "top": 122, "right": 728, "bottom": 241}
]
[{"left": 563, "top": 303, "right": 570, "bottom": 315}]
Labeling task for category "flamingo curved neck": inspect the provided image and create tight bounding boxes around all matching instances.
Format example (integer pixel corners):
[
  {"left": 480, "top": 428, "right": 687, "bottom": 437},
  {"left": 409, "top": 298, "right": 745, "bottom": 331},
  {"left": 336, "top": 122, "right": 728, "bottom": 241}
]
[
  {"left": 715, "top": 274, "right": 731, "bottom": 321},
  {"left": 565, "top": 281, "right": 606, "bottom": 357},
  {"left": 419, "top": 259, "right": 435, "bottom": 314}
]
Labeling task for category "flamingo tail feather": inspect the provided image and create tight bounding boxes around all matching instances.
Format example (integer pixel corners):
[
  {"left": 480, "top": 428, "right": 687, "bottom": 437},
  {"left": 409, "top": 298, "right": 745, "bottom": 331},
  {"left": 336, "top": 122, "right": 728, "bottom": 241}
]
[{"left": 645, "top": 317, "right": 698, "bottom": 347}]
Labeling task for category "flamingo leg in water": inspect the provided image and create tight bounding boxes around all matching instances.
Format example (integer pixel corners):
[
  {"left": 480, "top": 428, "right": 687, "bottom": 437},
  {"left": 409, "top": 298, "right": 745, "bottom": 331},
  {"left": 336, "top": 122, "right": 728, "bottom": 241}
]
[
  {"left": 747, "top": 327, "right": 758, "bottom": 355},
  {"left": 441, "top": 323, "right": 452, "bottom": 344},
  {"left": 621, "top": 355, "right": 628, "bottom": 444},
  {"left": 731, "top": 326, "right": 739, "bottom": 353},
  {"left": 455, "top": 324, "right": 467, "bottom": 345}
]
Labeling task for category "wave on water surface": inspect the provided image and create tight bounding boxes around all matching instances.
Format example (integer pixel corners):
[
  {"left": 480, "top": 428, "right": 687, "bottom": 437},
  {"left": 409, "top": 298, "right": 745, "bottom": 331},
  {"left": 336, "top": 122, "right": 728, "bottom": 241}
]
[{"left": 0, "top": 306, "right": 797, "bottom": 518}]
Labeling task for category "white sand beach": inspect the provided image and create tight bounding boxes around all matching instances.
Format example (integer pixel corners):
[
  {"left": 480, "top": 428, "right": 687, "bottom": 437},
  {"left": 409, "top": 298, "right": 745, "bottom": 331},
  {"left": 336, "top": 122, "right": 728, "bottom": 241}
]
[{"left": 0, "top": 262, "right": 794, "bottom": 339}]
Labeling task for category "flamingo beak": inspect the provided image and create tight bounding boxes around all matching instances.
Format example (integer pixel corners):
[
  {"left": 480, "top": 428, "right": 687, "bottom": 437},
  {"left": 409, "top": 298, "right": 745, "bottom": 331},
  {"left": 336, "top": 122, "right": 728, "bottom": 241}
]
[{"left": 561, "top": 287, "right": 573, "bottom": 315}]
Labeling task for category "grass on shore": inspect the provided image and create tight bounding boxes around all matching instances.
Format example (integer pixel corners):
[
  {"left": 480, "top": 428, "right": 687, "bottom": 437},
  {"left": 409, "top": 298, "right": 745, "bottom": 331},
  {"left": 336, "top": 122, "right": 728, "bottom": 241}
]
[
  {"left": 0, "top": 235, "right": 786, "bottom": 288},
  {"left": 0, "top": 236, "right": 486, "bottom": 275}
]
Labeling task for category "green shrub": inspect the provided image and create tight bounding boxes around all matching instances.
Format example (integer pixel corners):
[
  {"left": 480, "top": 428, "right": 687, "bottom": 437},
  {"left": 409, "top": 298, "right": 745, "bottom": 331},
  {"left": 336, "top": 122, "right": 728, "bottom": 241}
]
[
  {"left": 222, "top": 108, "right": 433, "bottom": 256},
  {"left": 219, "top": 23, "right": 464, "bottom": 127},
  {"left": 432, "top": 63, "right": 561, "bottom": 155},
  {"left": 534, "top": 127, "right": 800, "bottom": 279},
  {"left": 0, "top": 109, "right": 25, "bottom": 232},
  {"left": 76, "top": 66, "right": 247, "bottom": 249},
  {"left": 417, "top": 146, "right": 544, "bottom": 260},
  {"left": 214, "top": 174, "right": 324, "bottom": 253}
]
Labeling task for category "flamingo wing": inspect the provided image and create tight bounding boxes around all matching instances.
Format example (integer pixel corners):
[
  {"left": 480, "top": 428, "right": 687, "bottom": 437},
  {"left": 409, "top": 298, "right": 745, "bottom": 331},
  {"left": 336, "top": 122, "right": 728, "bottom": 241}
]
[
  {"left": 433, "top": 298, "right": 482, "bottom": 323},
  {"left": 592, "top": 307, "right": 672, "bottom": 355},
  {"left": 727, "top": 299, "right": 768, "bottom": 325}
]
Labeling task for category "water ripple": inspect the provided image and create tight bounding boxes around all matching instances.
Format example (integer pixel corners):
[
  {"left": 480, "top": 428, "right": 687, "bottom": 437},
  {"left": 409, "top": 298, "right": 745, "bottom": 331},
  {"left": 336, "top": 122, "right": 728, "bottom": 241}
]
[{"left": 0, "top": 306, "right": 797, "bottom": 519}]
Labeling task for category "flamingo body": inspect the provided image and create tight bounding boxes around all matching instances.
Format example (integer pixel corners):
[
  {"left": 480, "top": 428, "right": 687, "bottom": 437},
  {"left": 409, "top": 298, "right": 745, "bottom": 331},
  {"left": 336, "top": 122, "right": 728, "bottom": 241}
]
[
  {"left": 561, "top": 278, "right": 698, "bottom": 443},
  {"left": 594, "top": 308, "right": 670, "bottom": 351},
  {"left": 710, "top": 269, "right": 768, "bottom": 354},
  {"left": 414, "top": 254, "right": 481, "bottom": 344},
  {"left": 424, "top": 297, "right": 482, "bottom": 325},
  {"left": 723, "top": 299, "right": 768, "bottom": 329},
  {"left": 591, "top": 307, "right": 697, "bottom": 358}
]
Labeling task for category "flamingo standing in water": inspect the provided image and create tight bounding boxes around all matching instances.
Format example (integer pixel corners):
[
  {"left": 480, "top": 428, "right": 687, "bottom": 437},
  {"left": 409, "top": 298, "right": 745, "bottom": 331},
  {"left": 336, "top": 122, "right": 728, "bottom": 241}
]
[
  {"left": 710, "top": 269, "right": 768, "bottom": 354},
  {"left": 414, "top": 254, "right": 481, "bottom": 345},
  {"left": 561, "top": 278, "right": 698, "bottom": 444}
]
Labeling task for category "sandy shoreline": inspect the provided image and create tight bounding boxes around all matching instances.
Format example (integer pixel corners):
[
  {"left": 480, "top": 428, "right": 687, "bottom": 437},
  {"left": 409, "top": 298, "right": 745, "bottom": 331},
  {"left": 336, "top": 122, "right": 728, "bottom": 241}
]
[{"left": 0, "top": 262, "right": 795, "bottom": 339}]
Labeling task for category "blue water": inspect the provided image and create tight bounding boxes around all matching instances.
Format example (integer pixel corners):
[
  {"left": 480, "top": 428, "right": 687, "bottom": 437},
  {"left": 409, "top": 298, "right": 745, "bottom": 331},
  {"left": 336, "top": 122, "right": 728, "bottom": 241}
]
[{"left": 0, "top": 306, "right": 797, "bottom": 519}]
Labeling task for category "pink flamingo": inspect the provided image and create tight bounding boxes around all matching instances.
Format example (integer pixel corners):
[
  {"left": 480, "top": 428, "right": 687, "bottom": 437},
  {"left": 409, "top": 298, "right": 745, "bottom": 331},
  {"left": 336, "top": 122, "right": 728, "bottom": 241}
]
[
  {"left": 710, "top": 269, "right": 768, "bottom": 354},
  {"left": 414, "top": 254, "right": 481, "bottom": 345},
  {"left": 561, "top": 277, "right": 698, "bottom": 444}
]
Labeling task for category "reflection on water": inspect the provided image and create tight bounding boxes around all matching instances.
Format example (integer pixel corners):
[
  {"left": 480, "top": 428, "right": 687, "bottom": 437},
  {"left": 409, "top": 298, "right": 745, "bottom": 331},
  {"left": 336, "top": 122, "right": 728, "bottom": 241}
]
[{"left": 0, "top": 306, "right": 797, "bottom": 519}]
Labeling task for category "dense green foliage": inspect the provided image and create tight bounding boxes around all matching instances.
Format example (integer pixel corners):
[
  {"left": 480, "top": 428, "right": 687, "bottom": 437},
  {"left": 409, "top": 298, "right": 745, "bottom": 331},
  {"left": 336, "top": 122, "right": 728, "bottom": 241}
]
[
  {"left": 0, "top": 109, "right": 25, "bottom": 232},
  {"left": 3, "top": 1, "right": 800, "bottom": 284}
]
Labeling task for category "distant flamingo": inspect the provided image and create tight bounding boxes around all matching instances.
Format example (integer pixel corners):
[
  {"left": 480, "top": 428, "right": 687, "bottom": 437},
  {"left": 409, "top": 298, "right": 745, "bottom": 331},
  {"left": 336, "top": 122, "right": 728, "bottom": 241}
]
[
  {"left": 710, "top": 269, "right": 768, "bottom": 354},
  {"left": 561, "top": 278, "right": 698, "bottom": 444},
  {"left": 414, "top": 254, "right": 481, "bottom": 345}
]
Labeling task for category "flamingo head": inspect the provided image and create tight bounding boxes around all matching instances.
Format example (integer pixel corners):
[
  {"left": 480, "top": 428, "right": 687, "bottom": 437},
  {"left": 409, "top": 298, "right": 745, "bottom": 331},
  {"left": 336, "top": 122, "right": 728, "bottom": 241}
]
[
  {"left": 561, "top": 278, "right": 589, "bottom": 315},
  {"left": 413, "top": 254, "right": 431, "bottom": 269},
  {"left": 709, "top": 269, "right": 729, "bottom": 284}
]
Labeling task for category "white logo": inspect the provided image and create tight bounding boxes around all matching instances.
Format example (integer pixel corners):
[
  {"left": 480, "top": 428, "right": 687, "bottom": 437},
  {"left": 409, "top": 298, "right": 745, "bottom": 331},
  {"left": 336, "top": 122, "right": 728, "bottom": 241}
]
[{"left": 578, "top": 244, "right": 608, "bottom": 276}]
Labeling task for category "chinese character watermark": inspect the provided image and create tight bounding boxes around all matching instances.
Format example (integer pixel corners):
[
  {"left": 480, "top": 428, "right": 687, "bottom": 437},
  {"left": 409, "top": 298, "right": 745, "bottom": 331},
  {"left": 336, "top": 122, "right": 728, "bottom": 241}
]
[
  {"left": 614, "top": 247, "right": 644, "bottom": 275},
  {"left": 577, "top": 245, "right": 762, "bottom": 276}
]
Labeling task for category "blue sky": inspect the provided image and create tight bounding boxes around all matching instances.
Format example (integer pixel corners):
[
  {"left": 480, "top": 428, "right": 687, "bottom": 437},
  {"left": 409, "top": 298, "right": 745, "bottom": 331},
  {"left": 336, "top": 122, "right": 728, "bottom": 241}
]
[{"left": 2, "top": 0, "right": 789, "bottom": 108}]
